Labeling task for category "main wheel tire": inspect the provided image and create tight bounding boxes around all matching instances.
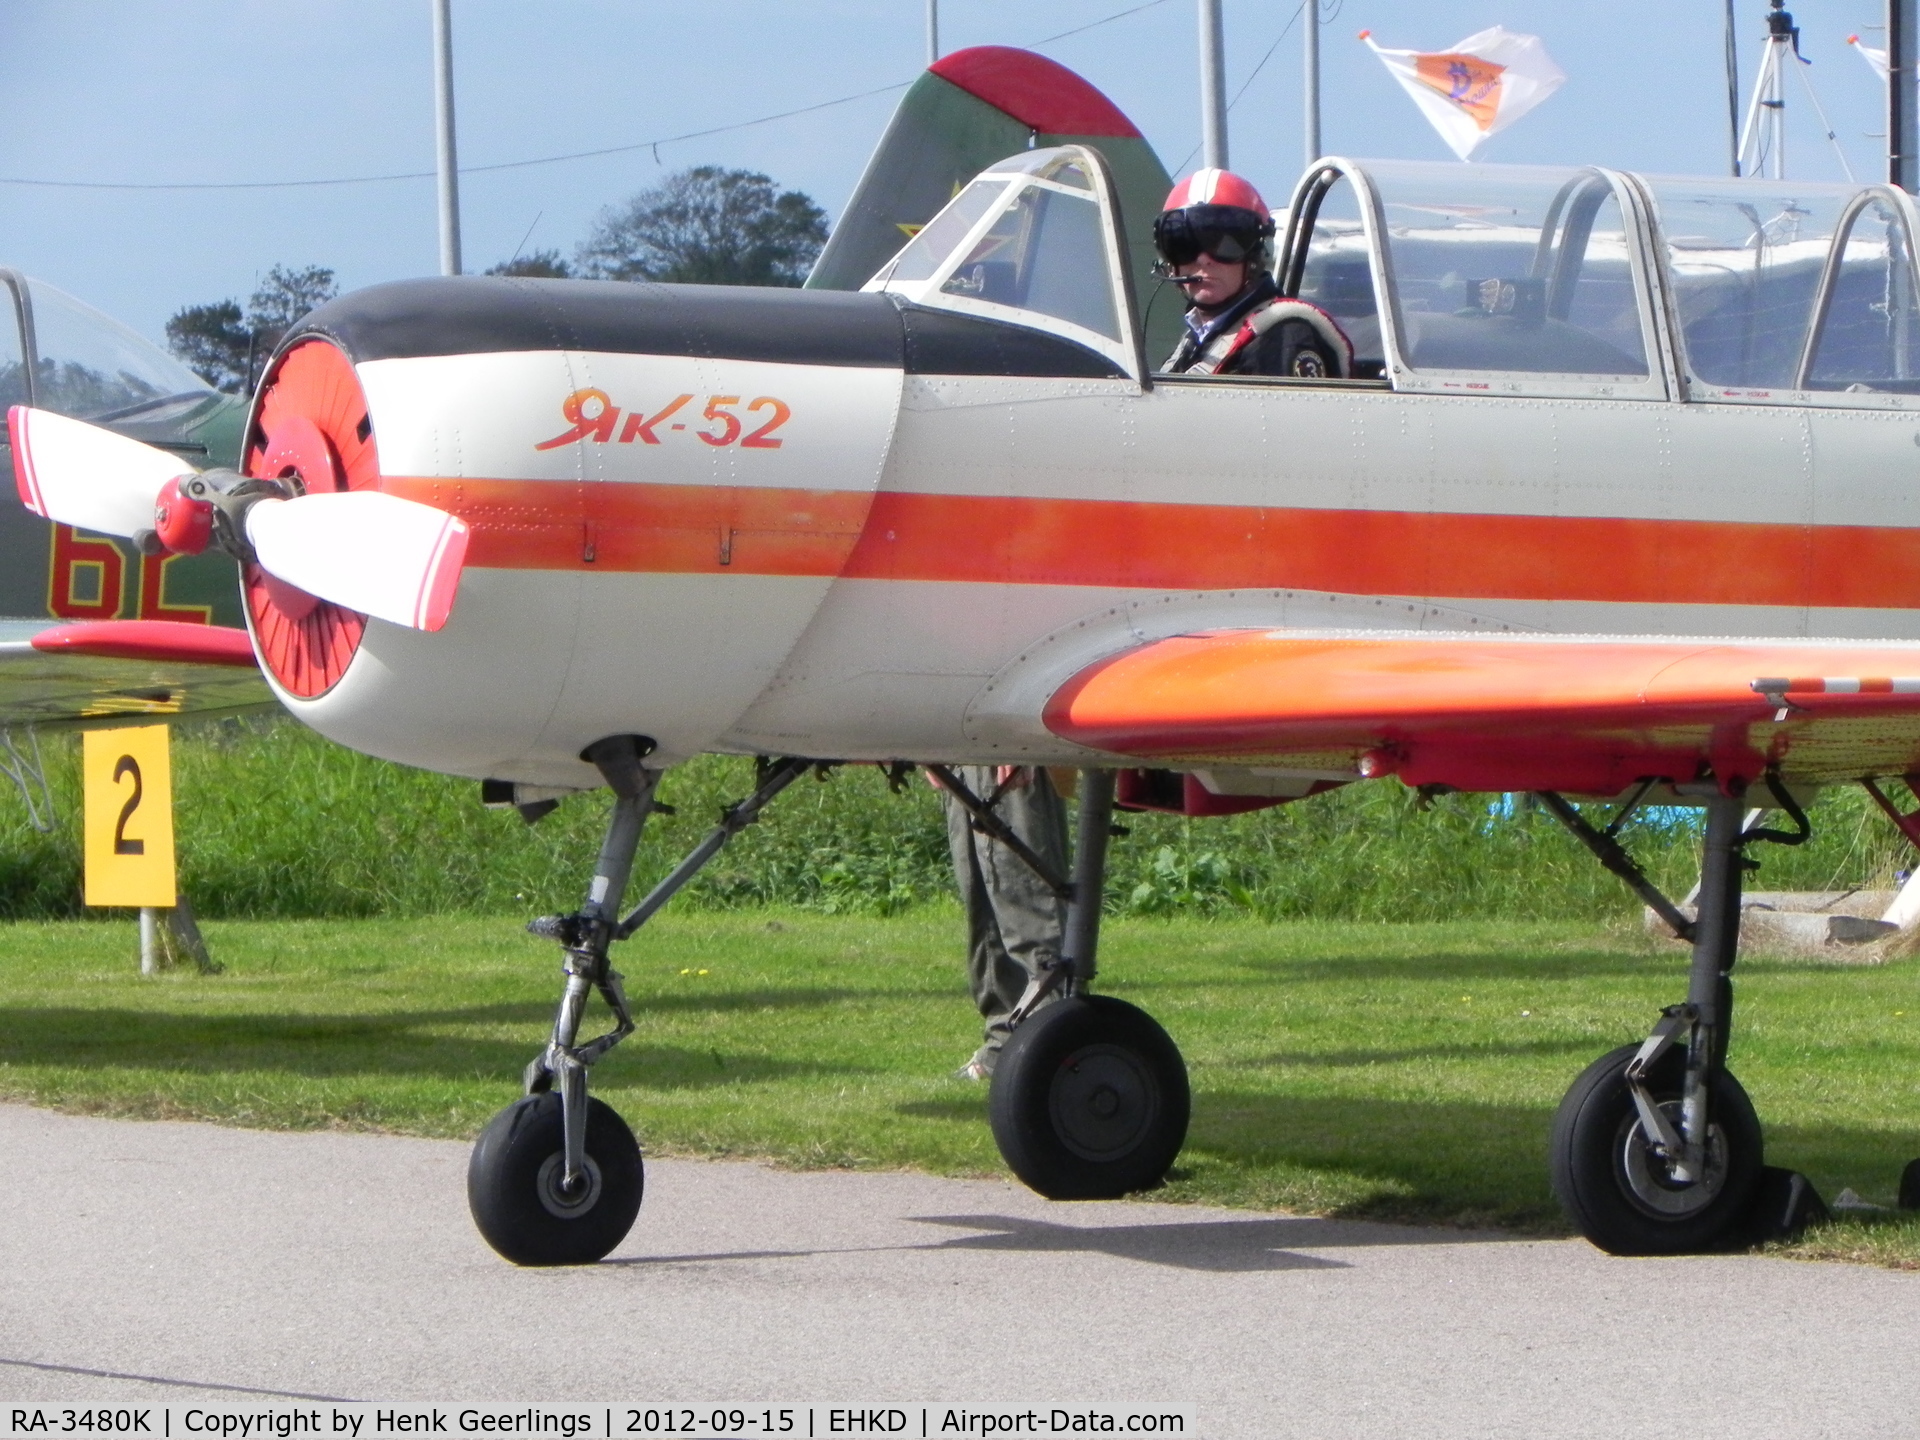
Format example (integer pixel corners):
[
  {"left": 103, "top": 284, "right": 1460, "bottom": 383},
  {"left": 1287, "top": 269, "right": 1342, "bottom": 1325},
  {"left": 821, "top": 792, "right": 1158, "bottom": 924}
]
[
  {"left": 467, "top": 1092, "right": 644, "bottom": 1266},
  {"left": 989, "top": 995, "right": 1190, "bottom": 1199},
  {"left": 1549, "top": 1041, "right": 1762, "bottom": 1256}
]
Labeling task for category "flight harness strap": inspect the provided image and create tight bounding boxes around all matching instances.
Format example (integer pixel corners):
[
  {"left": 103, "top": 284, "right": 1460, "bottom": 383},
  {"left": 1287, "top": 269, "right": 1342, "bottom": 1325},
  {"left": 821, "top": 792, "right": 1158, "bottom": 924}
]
[{"left": 1187, "top": 298, "right": 1356, "bottom": 377}]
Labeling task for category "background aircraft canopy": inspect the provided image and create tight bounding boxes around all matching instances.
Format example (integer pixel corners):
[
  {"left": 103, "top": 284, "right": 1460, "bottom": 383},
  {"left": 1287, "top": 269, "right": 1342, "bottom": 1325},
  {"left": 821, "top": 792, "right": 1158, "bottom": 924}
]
[{"left": 0, "top": 274, "right": 214, "bottom": 424}]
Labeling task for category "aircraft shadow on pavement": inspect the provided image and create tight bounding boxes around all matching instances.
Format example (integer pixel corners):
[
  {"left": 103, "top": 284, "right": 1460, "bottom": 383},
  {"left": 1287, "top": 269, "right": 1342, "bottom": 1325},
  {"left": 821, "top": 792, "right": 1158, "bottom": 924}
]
[
  {"left": 903, "top": 1211, "right": 1443, "bottom": 1269},
  {"left": 606, "top": 1208, "right": 1514, "bottom": 1274},
  {"left": 0, "top": 1005, "right": 869, "bottom": 1091}
]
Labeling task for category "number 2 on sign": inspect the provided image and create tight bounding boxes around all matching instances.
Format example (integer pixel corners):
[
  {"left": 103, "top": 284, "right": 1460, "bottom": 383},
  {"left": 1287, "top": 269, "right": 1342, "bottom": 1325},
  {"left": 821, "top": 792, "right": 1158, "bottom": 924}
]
[
  {"left": 82, "top": 725, "right": 176, "bottom": 908},
  {"left": 112, "top": 756, "right": 145, "bottom": 855}
]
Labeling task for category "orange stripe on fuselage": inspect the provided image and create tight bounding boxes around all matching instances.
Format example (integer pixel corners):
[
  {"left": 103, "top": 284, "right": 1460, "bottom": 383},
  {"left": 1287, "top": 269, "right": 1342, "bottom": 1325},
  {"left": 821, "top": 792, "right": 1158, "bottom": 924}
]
[
  {"left": 378, "top": 477, "right": 1920, "bottom": 610},
  {"left": 380, "top": 476, "right": 873, "bottom": 576}
]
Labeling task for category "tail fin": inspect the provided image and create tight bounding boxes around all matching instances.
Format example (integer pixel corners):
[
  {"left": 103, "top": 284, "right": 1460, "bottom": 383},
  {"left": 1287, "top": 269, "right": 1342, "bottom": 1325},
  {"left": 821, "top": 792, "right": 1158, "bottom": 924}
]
[{"left": 808, "top": 46, "right": 1179, "bottom": 362}]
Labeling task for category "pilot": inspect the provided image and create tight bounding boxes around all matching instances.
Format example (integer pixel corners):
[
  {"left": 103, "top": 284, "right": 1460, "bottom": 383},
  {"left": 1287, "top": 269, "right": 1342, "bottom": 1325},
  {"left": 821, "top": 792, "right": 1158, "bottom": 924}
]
[
  {"left": 940, "top": 765, "right": 1070, "bottom": 1081},
  {"left": 1155, "top": 169, "right": 1353, "bottom": 378}
]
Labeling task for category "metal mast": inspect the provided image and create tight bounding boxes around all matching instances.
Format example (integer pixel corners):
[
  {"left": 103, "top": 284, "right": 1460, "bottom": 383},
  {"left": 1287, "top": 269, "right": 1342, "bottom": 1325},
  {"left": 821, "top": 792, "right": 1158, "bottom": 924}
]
[
  {"left": 1895, "top": 0, "right": 1919, "bottom": 190},
  {"left": 1737, "top": 0, "right": 1796, "bottom": 179},
  {"left": 1735, "top": 1, "right": 1853, "bottom": 181},
  {"left": 431, "top": 0, "right": 462, "bottom": 276},
  {"left": 926, "top": 0, "right": 940, "bottom": 66},
  {"left": 1724, "top": 0, "right": 1742, "bottom": 175},
  {"left": 1304, "top": 0, "right": 1321, "bottom": 166},
  {"left": 1197, "top": 0, "right": 1228, "bottom": 168}
]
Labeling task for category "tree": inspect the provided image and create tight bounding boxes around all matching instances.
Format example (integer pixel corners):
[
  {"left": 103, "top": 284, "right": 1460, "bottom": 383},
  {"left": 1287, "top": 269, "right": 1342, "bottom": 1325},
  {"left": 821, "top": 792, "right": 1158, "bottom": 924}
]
[
  {"left": 164, "top": 300, "right": 250, "bottom": 394},
  {"left": 165, "top": 264, "right": 339, "bottom": 393},
  {"left": 575, "top": 166, "right": 828, "bottom": 287},
  {"left": 486, "top": 249, "right": 572, "bottom": 278}
]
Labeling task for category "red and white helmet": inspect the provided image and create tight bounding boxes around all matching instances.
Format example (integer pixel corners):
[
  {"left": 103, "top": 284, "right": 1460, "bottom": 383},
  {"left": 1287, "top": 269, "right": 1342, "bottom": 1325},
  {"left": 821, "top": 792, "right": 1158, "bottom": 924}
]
[
  {"left": 1153, "top": 169, "right": 1275, "bottom": 271},
  {"left": 1162, "top": 168, "right": 1268, "bottom": 214}
]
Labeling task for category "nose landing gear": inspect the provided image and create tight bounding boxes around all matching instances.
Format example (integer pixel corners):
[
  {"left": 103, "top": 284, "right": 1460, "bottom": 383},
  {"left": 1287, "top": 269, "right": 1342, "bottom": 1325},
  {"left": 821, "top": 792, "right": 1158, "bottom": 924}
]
[{"left": 467, "top": 743, "right": 812, "bottom": 1265}]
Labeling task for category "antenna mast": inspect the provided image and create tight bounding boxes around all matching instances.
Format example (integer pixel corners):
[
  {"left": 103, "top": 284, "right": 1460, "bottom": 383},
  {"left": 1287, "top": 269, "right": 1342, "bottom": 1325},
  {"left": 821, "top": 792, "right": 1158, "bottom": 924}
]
[{"left": 1736, "top": 0, "right": 1853, "bottom": 180}]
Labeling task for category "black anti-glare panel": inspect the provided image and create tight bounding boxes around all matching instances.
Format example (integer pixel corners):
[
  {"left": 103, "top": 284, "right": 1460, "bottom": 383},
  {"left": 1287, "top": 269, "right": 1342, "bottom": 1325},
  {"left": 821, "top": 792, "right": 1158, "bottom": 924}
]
[
  {"left": 285, "top": 277, "right": 1126, "bottom": 382},
  {"left": 895, "top": 302, "right": 1127, "bottom": 379},
  {"left": 290, "top": 277, "right": 906, "bottom": 369}
]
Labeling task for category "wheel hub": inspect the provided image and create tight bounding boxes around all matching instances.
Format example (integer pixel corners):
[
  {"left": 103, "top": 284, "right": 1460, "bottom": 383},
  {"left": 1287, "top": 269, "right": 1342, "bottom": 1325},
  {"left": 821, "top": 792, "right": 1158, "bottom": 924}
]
[
  {"left": 1050, "top": 1044, "right": 1159, "bottom": 1162},
  {"left": 535, "top": 1151, "right": 605, "bottom": 1220},
  {"left": 1617, "top": 1101, "right": 1728, "bottom": 1218}
]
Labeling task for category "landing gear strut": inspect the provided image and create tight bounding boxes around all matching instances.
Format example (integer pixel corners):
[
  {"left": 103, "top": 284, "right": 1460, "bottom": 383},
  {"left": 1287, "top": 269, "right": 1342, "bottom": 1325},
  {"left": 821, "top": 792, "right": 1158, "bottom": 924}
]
[
  {"left": 468, "top": 743, "right": 811, "bottom": 1265},
  {"left": 1544, "top": 781, "right": 1807, "bottom": 1254},
  {"left": 936, "top": 767, "right": 1190, "bottom": 1199}
]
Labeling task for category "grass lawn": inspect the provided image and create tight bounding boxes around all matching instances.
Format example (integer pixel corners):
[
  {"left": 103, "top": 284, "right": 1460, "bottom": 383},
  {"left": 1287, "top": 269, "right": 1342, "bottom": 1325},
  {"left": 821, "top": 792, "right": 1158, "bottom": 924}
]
[{"left": 3, "top": 911, "right": 1920, "bottom": 1263}]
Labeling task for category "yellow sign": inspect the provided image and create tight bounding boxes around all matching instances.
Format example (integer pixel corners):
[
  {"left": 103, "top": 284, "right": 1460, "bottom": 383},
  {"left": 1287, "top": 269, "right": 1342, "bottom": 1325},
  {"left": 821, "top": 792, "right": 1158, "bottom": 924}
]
[{"left": 83, "top": 724, "right": 176, "bottom": 908}]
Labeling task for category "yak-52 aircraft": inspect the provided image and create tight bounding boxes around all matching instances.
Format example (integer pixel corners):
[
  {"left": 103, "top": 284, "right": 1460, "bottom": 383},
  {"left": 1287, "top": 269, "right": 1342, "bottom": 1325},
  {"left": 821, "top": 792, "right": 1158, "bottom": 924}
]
[
  {"left": 0, "top": 267, "right": 266, "bottom": 812},
  {"left": 16, "top": 43, "right": 1920, "bottom": 1265}
]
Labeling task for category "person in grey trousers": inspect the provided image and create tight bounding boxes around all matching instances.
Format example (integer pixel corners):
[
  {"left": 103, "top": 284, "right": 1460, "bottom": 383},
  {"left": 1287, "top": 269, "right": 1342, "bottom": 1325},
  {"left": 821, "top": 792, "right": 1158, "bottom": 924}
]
[{"left": 940, "top": 765, "right": 1070, "bottom": 1079}]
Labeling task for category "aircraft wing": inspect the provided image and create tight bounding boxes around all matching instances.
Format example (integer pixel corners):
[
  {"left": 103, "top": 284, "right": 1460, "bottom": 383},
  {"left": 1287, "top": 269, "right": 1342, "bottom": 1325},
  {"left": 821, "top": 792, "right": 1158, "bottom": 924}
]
[
  {"left": 1045, "top": 633, "right": 1920, "bottom": 796},
  {"left": 0, "top": 619, "right": 271, "bottom": 730}
]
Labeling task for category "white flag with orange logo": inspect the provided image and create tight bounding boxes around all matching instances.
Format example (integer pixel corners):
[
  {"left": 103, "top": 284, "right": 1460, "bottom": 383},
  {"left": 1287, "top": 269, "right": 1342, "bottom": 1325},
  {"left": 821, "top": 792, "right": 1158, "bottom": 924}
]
[
  {"left": 1360, "top": 26, "right": 1566, "bottom": 161},
  {"left": 1851, "top": 33, "right": 1890, "bottom": 81}
]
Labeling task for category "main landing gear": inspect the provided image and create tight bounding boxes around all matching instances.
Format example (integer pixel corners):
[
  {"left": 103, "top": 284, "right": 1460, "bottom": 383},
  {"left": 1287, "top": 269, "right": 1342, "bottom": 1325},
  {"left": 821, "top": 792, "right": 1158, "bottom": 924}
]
[
  {"left": 467, "top": 741, "right": 810, "bottom": 1265},
  {"left": 1539, "top": 779, "right": 1810, "bottom": 1254},
  {"left": 932, "top": 767, "right": 1191, "bottom": 1200},
  {"left": 467, "top": 754, "right": 1186, "bottom": 1263}
]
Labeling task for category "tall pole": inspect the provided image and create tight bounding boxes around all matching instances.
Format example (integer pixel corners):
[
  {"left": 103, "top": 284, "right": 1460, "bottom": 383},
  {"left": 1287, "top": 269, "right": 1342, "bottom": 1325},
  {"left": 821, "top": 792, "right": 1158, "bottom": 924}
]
[
  {"left": 1197, "top": 0, "right": 1228, "bottom": 169},
  {"left": 1303, "top": 0, "right": 1321, "bottom": 166},
  {"left": 431, "top": 0, "right": 462, "bottom": 277},
  {"left": 926, "top": 0, "right": 939, "bottom": 66},
  {"left": 1724, "top": 0, "right": 1742, "bottom": 175},
  {"left": 1895, "top": 0, "right": 1919, "bottom": 190}
]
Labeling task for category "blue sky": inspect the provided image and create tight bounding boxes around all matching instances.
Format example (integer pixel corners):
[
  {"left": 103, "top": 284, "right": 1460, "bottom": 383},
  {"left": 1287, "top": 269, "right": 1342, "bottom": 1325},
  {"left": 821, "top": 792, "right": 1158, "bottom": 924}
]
[{"left": 0, "top": 1, "right": 1896, "bottom": 343}]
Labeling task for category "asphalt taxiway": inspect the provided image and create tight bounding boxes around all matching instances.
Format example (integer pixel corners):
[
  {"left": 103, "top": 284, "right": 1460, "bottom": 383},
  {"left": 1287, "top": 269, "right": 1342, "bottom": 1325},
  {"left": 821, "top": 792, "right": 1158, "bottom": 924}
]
[{"left": 2, "top": 1103, "right": 1917, "bottom": 1437}]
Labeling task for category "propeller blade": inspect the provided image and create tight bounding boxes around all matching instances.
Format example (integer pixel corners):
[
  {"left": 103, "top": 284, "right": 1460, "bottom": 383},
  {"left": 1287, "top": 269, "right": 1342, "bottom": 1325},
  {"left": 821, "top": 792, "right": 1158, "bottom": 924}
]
[
  {"left": 9, "top": 405, "right": 195, "bottom": 536},
  {"left": 244, "top": 490, "right": 470, "bottom": 633}
]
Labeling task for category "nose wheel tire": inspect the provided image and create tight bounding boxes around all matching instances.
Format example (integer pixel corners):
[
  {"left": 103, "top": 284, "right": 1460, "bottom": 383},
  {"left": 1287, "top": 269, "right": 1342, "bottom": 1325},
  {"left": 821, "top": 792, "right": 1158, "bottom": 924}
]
[
  {"left": 468, "top": 1091, "right": 644, "bottom": 1266},
  {"left": 1550, "top": 1041, "right": 1762, "bottom": 1256},
  {"left": 989, "top": 995, "right": 1190, "bottom": 1199}
]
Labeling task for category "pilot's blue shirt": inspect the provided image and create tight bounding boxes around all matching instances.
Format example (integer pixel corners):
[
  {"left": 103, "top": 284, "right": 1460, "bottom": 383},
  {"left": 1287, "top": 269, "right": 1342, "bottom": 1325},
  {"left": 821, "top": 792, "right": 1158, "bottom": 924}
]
[{"left": 1182, "top": 274, "right": 1279, "bottom": 351}]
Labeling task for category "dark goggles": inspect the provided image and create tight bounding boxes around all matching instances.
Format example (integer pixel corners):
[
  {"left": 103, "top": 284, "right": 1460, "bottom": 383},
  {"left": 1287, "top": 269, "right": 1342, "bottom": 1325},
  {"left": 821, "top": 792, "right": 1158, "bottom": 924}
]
[{"left": 1152, "top": 203, "right": 1272, "bottom": 267}]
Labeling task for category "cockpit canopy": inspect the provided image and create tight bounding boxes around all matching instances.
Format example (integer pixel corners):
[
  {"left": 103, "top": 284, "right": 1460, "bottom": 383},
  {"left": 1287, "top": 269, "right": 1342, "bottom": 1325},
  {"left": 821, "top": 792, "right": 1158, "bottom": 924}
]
[
  {"left": 1284, "top": 158, "right": 1920, "bottom": 404},
  {"left": 868, "top": 147, "right": 1920, "bottom": 407}
]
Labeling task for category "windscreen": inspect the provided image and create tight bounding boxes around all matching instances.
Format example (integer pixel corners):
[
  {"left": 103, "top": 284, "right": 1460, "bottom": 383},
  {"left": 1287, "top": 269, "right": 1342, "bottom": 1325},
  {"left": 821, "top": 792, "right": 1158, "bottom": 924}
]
[
  {"left": 939, "top": 181, "right": 1118, "bottom": 339},
  {"left": 1365, "top": 161, "right": 1648, "bottom": 377},
  {"left": 1648, "top": 179, "right": 1852, "bottom": 390},
  {"left": 866, "top": 180, "right": 1006, "bottom": 286},
  {"left": 26, "top": 278, "right": 212, "bottom": 421}
]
